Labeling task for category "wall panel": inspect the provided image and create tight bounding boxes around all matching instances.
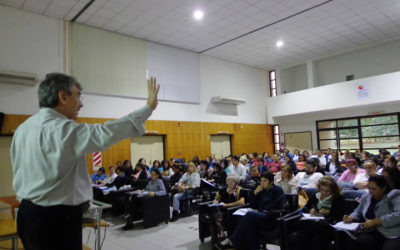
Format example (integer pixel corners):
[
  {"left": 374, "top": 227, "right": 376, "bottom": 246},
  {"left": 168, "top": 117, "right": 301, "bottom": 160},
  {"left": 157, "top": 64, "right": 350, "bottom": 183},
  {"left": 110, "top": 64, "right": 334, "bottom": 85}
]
[{"left": 2, "top": 114, "right": 273, "bottom": 175}]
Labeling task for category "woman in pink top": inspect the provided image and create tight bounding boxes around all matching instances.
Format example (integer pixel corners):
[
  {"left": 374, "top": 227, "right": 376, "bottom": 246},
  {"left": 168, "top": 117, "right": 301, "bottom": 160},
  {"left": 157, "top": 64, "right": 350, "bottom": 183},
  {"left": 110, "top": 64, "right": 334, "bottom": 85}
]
[
  {"left": 268, "top": 154, "right": 282, "bottom": 174},
  {"left": 337, "top": 158, "right": 366, "bottom": 183}
]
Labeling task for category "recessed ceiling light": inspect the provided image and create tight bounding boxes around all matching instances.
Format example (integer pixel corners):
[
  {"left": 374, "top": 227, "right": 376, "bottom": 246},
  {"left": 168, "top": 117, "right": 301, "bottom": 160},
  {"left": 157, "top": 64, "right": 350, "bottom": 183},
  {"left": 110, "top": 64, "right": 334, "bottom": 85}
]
[
  {"left": 193, "top": 10, "right": 204, "bottom": 20},
  {"left": 276, "top": 40, "right": 284, "bottom": 48}
]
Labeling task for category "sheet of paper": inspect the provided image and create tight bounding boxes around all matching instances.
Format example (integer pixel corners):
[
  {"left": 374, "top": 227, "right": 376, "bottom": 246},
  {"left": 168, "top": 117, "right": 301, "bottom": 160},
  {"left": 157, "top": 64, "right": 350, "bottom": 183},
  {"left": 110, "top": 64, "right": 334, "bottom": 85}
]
[
  {"left": 233, "top": 208, "right": 253, "bottom": 216},
  {"left": 302, "top": 213, "right": 325, "bottom": 220},
  {"left": 332, "top": 221, "right": 360, "bottom": 231},
  {"left": 208, "top": 202, "right": 225, "bottom": 207}
]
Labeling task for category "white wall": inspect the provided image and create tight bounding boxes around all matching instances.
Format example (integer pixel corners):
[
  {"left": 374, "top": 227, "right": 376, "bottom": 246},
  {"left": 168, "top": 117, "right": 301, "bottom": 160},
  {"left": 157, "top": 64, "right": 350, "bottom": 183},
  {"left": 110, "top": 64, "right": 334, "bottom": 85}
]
[
  {"left": 279, "top": 63, "right": 308, "bottom": 93},
  {"left": 267, "top": 71, "right": 400, "bottom": 122},
  {"left": 314, "top": 38, "right": 400, "bottom": 86},
  {"left": 277, "top": 102, "right": 400, "bottom": 150},
  {"left": 278, "top": 38, "right": 400, "bottom": 92},
  {"left": 0, "top": 5, "right": 268, "bottom": 124}
]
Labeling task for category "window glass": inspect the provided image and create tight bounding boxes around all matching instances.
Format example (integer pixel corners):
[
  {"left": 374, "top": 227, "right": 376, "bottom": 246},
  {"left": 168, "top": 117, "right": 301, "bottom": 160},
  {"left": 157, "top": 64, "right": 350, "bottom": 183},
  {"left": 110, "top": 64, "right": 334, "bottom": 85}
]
[
  {"left": 339, "top": 128, "right": 359, "bottom": 139},
  {"left": 361, "top": 115, "right": 398, "bottom": 126},
  {"left": 338, "top": 119, "right": 357, "bottom": 127},
  {"left": 318, "top": 121, "right": 336, "bottom": 129},
  {"left": 361, "top": 125, "right": 399, "bottom": 137},
  {"left": 362, "top": 136, "right": 400, "bottom": 149},
  {"left": 319, "top": 130, "right": 336, "bottom": 140},
  {"left": 339, "top": 139, "right": 359, "bottom": 149}
]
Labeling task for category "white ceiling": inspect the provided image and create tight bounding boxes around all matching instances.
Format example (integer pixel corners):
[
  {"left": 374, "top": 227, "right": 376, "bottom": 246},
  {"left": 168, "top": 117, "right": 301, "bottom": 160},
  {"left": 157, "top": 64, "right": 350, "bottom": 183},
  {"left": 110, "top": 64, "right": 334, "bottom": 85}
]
[{"left": 2, "top": 0, "right": 400, "bottom": 69}]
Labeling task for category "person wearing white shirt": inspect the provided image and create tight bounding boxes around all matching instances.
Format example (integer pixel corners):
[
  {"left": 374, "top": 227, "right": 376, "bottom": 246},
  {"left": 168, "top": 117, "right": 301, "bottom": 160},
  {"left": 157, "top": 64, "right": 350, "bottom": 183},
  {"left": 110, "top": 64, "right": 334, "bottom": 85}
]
[
  {"left": 354, "top": 160, "right": 378, "bottom": 191},
  {"left": 315, "top": 150, "right": 327, "bottom": 168},
  {"left": 11, "top": 73, "right": 159, "bottom": 250},
  {"left": 295, "top": 160, "right": 324, "bottom": 189},
  {"left": 103, "top": 166, "right": 118, "bottom": 184},
  {"left": 228, "top": 156, "right": 247, "bottom": 181}
]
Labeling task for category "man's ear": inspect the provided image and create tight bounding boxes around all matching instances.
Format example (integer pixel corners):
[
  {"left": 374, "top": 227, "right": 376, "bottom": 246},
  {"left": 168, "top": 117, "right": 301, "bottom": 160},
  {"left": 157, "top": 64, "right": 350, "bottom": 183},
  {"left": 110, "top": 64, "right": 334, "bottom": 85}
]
[{"left": 58, "top": 90, "right": 68, "bottom": 105}]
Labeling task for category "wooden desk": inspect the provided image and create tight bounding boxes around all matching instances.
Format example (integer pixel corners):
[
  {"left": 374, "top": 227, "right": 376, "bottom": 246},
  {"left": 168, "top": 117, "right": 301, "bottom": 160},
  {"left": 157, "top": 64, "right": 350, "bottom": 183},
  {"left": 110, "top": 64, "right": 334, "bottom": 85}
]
[{"left": 0, "top": 215, "right": 18, "bottom": 250}]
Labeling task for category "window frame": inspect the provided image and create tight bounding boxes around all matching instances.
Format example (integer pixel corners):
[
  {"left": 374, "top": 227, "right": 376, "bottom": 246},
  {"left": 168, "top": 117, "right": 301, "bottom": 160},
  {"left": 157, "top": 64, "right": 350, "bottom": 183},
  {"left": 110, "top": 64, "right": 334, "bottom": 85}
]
[
  {"left": 316, "top": 113, "right": 400, "bottom": 151},
  {"left": 272, "top": 125, "right": 280, "bottom": 152},
  {"left": 269, "top": 70, "right": 277, "bottom": 97}
]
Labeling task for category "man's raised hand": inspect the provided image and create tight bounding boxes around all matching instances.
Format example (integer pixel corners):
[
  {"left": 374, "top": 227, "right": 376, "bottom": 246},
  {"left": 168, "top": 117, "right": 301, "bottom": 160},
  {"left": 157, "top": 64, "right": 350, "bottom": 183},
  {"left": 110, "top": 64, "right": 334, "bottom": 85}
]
[{"left": 147, "top": 77, "right": 160, "bottom": 110}]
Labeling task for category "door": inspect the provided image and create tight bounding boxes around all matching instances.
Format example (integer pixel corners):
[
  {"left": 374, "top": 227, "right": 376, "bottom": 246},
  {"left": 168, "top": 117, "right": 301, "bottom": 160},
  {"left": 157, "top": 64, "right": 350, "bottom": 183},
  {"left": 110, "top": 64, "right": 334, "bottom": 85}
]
[
  {"left": 210, "top": 135, "right": 231, "bottom": 159},
  {"left": 284, "top": 132, "right": 312, "bottom": 154},
  {"left": 131, "top": 135, "right": 164, "bottom": 166}
]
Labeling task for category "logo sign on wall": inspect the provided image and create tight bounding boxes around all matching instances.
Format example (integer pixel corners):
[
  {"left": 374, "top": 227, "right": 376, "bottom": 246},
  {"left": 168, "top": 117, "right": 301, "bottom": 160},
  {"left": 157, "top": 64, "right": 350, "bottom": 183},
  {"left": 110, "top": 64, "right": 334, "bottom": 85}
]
[
  {"left": 357, "top": 82, "right": 370, "bottom": 99},
  {"left": 93, "top": 152, "right": 102, "bottom": 171}
]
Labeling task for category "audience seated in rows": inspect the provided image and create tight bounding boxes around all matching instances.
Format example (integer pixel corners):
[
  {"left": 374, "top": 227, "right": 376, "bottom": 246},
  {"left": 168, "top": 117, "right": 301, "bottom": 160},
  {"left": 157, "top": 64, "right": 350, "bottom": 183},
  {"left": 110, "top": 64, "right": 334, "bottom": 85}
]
[
  {"left": 210, "top": 175, "right": 245, "bottom": 243},
  {"left": 288, "top": 176, "right": 345, "bottom": 250},
  {"left": 216, "top": 172, "right": 285, "bottom": 250},
  {"left": 295, "top": 159, "right": 324, "bottom": 189},
  {"left": 123, "top": 168, "right": 167, "bottom": 230},
  {"left": 340, "top": 175, "right": 400, "bottom": 250},
  {"left": 171, "top": 161, "right": 201, "bottom": 222}
]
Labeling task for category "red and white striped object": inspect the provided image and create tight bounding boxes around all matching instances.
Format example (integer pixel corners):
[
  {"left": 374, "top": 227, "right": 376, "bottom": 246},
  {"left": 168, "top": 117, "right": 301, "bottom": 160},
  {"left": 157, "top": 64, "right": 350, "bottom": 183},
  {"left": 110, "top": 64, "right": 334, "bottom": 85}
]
[{"left": 93, "top": 152, "right": 102, "bottom": 171}]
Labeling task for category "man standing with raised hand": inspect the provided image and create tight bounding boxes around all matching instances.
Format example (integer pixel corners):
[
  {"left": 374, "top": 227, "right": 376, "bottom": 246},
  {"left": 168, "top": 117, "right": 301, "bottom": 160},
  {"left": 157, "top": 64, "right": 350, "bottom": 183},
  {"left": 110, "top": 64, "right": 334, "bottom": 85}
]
[{"left": 11, "top": 73, "right": 159, "bottom": 250}]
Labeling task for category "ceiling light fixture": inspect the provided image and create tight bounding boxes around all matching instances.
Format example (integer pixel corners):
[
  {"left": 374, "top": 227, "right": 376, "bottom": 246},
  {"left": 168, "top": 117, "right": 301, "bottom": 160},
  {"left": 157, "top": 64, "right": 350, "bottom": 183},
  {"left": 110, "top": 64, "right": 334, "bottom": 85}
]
[
  {"left": 193, "top": 10, "right": 204, "bottom": 20},
  {"left": 276, "top": 40, "right": 284, "bottom": 48}
]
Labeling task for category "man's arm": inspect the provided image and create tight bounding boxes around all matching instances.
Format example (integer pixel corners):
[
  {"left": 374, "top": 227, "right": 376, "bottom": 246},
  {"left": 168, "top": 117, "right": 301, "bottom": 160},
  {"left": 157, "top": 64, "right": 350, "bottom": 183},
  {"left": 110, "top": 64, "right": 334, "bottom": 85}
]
[{"left": 58, "top": 78, "right": 159, "bottom": 159}]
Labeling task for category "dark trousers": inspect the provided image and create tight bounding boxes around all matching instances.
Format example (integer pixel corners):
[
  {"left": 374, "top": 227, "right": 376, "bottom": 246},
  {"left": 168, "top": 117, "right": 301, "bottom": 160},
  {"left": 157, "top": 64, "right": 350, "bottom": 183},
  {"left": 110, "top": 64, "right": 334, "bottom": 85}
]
[
  {"left": 229, "top": 211, "right": 275, "bottom": 250},
  {"left": 288, "top": 220, "right": 335, "bottom": 250},
  {"left": 336, "top": 229, "right": 400, "bottom": 250},
  {"left": 17, "top": 199, "right": 83, "bottom": 250}
]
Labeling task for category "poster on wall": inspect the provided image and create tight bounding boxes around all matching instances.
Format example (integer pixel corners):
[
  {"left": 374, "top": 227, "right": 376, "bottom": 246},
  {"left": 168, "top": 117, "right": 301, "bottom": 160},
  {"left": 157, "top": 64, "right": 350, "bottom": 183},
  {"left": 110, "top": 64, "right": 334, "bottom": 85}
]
[
  {"left": 356, "top": 82, "right": 370, "bottom": 99},
  {"left": 92, "top": 152, "right": 102, "bottom": 171}
]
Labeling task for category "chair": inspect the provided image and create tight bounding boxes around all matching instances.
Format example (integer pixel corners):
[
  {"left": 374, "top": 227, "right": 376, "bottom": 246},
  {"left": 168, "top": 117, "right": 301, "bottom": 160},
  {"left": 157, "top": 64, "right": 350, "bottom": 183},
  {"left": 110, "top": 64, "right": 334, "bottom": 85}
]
[
  {"left": 0, "top": 215, "right": 18, "bottom": 250},
  {"left": 179, "top": 187, "right": 200, "bottom": 217}
]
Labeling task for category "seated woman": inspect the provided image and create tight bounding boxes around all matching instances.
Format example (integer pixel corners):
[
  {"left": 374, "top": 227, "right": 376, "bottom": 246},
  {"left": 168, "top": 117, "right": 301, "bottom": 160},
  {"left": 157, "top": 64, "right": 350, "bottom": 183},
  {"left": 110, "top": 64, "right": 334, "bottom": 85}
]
[
  {"left": 288, "top": 176, "right": 345, "bottom": 250},
  {"left": 210, "top": 175, "right": 245, "bottom": 244},
  {"left": 341, "top": 175, "right": 400, "bottom": 250},
  {"left": 326, "top": 151, "right": 346, "bottom": 178},
  {"left": 296, "top": 155, "right": 307, "bottom": 171},
  {"left": 148, "top": 160, "right": 162, "bottom": 174},
  {"left": 199, "top": 160, "right": 211, "bottom": 179},
  {"left": 209, "top": 162, "right": 227, "bottom": 187},
  {"left": 284, "top": 155, "right": 298, "bottom": 175},
  {"left": 274, "top": 163, "right": 298, "bottom": 194},
  {"left": 171, "top": 161, "right": 201, "bottom": 222},
  {"left": 123, "top": 169, "right": 167, "bottom": 230},
  {"left": 100, "top": 165, "right": 118, "bottom": 185},
  {"left": 106, "top": 167, "right": 130, "bottom": 189},
  {"left": 91, "top": 167, "right": 106, "bottom": 184},
  {"left": 160, "top": 160, "right": 173, "bottom": 180},
  {"left": 382, "top": 166, "right": 400, "bottom": 189},
  {"left": 131, "top": 163, "right": 148, "bottom": 181},
  {"left": 337, "top": 158, "right": 366, "bottom": 189},
  {"left": 244, "top": 166, "right": 261, "bottom": 190},
  {"left": 216, "top": 172, "right": 285, "bottom": 250}
]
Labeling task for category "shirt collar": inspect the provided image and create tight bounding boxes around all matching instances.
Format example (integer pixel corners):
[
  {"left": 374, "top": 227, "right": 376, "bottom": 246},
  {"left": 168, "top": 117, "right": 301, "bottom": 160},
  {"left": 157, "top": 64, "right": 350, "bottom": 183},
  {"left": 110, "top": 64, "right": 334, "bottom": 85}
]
[{"left": 40, "top": 107, "right": 69, "bottom": 120}]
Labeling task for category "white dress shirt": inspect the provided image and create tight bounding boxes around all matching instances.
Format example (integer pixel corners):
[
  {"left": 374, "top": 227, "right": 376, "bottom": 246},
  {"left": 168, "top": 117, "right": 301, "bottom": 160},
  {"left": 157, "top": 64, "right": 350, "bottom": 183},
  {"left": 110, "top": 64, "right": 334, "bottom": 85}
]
[
  {"left": 11, "top": 105, "right": 152, "bottom": 206},
  {"left": 228, "top": 164, "right": 247, "bottom": 180},
  {"left": 295, "top": 172, "right": 324, "bottom": 189}
]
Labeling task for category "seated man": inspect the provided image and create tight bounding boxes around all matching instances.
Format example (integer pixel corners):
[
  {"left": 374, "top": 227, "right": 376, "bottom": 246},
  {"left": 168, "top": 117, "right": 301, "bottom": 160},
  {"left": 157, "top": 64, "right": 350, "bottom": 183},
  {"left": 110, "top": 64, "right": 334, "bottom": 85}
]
[
  {"left": 228, "top": 156, "right": 247, "bottom": 181},
  {"left": 91, "top": 167, "right": 106, "bottom": 184},
  {"left": 171, "top": 161, "right": 201, "bottom": 222},
  {"left": 216, "top": 172, "right": 285, "bottom": 250},
  {"left": 295, "top": 160, "right": 324, "bottom": 189},
  {"left": 123, "top": 169, "right": 167, "bottom": 230}
]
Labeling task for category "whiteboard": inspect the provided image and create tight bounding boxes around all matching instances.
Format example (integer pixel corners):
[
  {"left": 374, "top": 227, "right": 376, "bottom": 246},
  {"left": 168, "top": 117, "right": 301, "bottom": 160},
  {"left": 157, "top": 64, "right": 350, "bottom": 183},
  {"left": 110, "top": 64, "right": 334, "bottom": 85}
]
[{"left": 147, "top": 42, "right": 199, "bottom": 103}]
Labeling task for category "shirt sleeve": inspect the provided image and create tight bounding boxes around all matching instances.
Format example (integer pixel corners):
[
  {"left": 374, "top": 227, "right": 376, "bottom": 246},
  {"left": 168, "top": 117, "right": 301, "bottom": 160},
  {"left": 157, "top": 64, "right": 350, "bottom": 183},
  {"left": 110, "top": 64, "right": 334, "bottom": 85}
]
[
  {"left": 155, "top": 179, "right": 167, "bottom": 196},
  {"left": 338, "top": 170, "right": 349, "bottom": 182},
  {"left": 380, "top": 192, "right": 400, "bottom": 228},
  {"left": 55, "top": 105, "right": 153, "bottom": 159}
]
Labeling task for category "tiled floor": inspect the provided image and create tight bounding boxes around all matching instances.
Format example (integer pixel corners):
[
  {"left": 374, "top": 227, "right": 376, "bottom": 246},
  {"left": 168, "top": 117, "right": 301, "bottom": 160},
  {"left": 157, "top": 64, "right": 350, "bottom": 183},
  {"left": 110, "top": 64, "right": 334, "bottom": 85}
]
[{"left": 82, "top": 214, "right": 280, "bottom": 250}]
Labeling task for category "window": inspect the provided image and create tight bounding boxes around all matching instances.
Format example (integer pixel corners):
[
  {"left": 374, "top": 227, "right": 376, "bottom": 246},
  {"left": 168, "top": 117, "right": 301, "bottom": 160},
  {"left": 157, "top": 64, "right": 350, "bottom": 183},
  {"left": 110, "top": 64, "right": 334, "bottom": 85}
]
[
  {"left": 317, "top": 113, "right": 400, "bottom": 152},
  {"left": 273, "top": 125, "right": 280, "bottom": 152},
  {"left": 269, "top": 70, "right": 277, "bottom": 97}
]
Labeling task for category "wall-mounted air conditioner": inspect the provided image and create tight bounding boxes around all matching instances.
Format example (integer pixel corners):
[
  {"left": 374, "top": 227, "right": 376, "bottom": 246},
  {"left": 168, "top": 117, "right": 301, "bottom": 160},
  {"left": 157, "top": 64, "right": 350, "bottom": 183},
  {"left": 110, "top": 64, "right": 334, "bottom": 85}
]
[
  {"left": 211, "top": 96, "right": 246, "bottom": 105},
  {"left": 0, "top": 70, "right": 38, "bottom": 86}
]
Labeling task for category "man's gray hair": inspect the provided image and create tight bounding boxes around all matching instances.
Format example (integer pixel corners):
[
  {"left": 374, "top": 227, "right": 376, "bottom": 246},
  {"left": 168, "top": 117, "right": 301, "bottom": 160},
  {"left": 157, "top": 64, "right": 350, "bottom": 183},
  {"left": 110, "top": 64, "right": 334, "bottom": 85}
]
[{"left": 38, "top": 73, "right": 82, "bottom": 108}]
